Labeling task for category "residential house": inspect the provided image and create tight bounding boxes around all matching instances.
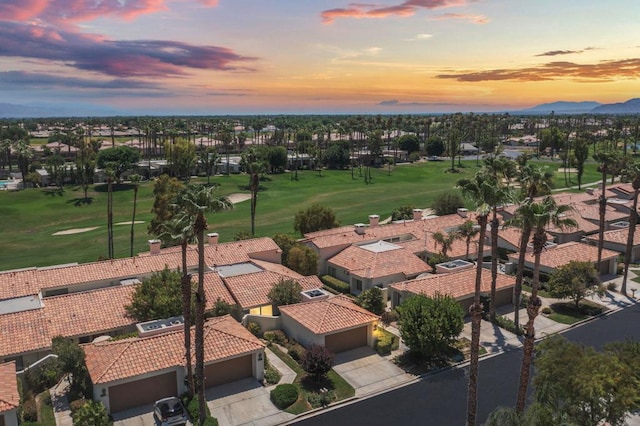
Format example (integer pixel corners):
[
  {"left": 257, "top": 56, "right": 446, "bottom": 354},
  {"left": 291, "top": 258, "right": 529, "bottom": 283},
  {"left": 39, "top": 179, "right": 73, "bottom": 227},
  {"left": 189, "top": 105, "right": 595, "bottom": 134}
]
[
  {"left": 584, "top": 226, "right": 640, "bottom": 263},
  {"left": 0, "top": 361, "right": 19, "bottom": 426}
]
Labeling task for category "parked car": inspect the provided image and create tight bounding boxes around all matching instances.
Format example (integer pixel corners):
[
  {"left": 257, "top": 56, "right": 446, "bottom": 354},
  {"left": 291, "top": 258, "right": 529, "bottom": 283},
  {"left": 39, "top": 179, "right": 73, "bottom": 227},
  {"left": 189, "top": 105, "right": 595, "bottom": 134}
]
[{"left": 154, "top": 397, "right": 188, "bottom": 426}]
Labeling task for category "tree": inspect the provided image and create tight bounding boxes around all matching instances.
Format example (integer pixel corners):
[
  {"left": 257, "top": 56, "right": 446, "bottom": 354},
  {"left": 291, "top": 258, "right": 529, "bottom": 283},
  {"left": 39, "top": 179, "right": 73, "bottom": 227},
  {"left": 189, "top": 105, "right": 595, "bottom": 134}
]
[
  {"left": 129, "top": 174, "right": 142, "bottom": 257},
  {"left": 272, "top": 233, "right": 298, "bottom": 265},
  {"left": 432, "top": 231, "right": 460, "bottom": 258},
  {"left": 573, "top": 134, "right": 590, "bottom": 190},
  {"left": 456, "top": 171, "right": 493, "bottom": 426},
  {"left": 197, "top": 147, "right": 219, "bottom": 185},
  {"left": 293, "top": 204, "right": 340, "bottom": 236},
  {"left": 593, "top": 150, "right": 619, "bottom": 266},
  {"left": 398, "top": 293, "right": 464, "bottom": 359},
  {"left": 51, "top": 336, "right": 91, "bottom": 398},
  {"left": 105, "top": 165, "right": 116, "bottom": 259},
  {"left": 514, "top": 196, "right": 576, "bottom": 415},
  {"left": 96, "top": 145, "right": 140, "bottom": 182},
  {"left": 125, "top": 267, "right": 184, "bottom": 321},
  {"left": 148, "top": 175, "right": 185, "bottom": 236},
  {"left": 268, "top": 279, "right": 303, "bottom": 307},
  {"left": 457, "top": 220, "right": 478, "bottom": 261},
  {"left": 548, "top": 261, "right": 602, "bottom": 309},
  {"left": 165, "top": 139, "right": 196, "bottom": 181},
  {"left": 431, "top": 191, "right": 465, "bottom": 216},
  {"left": 286, "top": 245, "right": 319, "bottom": 276},
  {"left": 619, "top": 160, "right": 640, "bottom": 295},
  {"left": 14, "top": 139, "right": 34, "bottom": 184},
  {"left": 175, "top": 184, "right": 232, "bottom": 424},
  {"left": 72, "top": 401, "right": 110, "bottom": 426},
  {"left": 357, "top": 286, "right": 385, "bottom": 315},
  {"left": 425, "top": 136, "right": 445, "bottom": 157},
  {"left": 267, "top": 146, "right": 288, "bottom": 172},
  {"left": 302, "top": 344, "right": 335, "bottom": 382},
  {"left": 391, "top": 204, "right": 416, "bottom": 221},
  {"left": 323, "top": 141, "right": 350, "bottom": 169},
  {"left": 397, "top": 134, "right": 420, "bottom": 154}
]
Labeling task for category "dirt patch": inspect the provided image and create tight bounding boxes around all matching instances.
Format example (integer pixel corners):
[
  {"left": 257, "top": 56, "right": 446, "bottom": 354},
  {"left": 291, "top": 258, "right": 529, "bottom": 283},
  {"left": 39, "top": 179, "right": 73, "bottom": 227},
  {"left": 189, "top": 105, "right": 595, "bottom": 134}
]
[
  {"left": 115, "top": 220, "right": 145, "bottom": 226},
  {"left": 227, "top": 193, "right": 252, "bottom": 204},
  {"left": 52, "top": 227, "right": 100, "bottom": 236}
]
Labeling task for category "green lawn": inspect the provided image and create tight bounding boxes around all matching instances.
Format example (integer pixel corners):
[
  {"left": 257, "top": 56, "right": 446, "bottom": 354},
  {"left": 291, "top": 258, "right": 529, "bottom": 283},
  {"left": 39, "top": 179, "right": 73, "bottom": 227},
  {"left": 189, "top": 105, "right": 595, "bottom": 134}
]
[
  {"left": 0, "top": 160, "right": 599, "bottom": 270},
  {"left": 547, "top": 300, "right": 606, "bottom": 324}
]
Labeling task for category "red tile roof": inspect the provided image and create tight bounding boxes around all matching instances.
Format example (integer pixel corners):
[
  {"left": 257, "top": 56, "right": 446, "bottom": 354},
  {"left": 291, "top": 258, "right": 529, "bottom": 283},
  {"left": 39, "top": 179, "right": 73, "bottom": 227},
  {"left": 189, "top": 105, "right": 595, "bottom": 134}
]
[
  {"left": 223, "top": 270, "right": 319, "bottom": 309},
  {"left": 0, "top": 361, "right": 19, "bottom": 413},
  {"left": 328, "top": 244, "right": 430, "bottom": 279},
  {"left": 584, "top": 226, "right": 640, "bottom": 246},
  {"left": 279, "top": 295, "right": 378, "bottom": 335},
  {"left": 84, "top": 315, "right": 264, "bottom": 384},
  {"left": 508, "top": 242, "right": 619, "bottom": 269},
  {"left": 389, "top": 268, "right": 514, "bottom": 300},
  {"left": 0, "top": 309, "right": 50, "bottom": 357}
]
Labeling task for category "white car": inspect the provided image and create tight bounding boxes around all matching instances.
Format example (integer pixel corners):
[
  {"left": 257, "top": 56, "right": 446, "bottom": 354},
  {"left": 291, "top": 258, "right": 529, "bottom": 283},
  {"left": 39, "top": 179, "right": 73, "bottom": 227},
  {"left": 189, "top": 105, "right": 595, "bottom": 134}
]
[{"left": 153, "top": 397, "right": 188, "bottom": 426}]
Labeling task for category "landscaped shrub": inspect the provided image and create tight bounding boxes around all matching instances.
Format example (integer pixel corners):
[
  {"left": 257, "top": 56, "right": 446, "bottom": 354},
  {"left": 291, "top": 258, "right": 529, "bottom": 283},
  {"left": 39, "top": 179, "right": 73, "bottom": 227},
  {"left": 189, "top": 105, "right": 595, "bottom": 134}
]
[
  {"left": 375, "top": 330, "right": 398, "bottom": 355},
  {"left": 307, "top": 390, "right": 336, "bottom": 408},
  {"left": 320, "top": 275, "right": 350, "bottom": 294},
  {"left": 302, "top": 344, "right": 334, "bottom": 381},
  {"left": 186, "top": 394, "right": 211, "bottom": 424},
  {"left": 263, "top": 330, "right": 287, "bottom": 345},
  {"left": 607, "top": 281, "right": 617, "bottom": 291},
  {"left": 264, "top": 362, "right": 281, "bottom": 385},
  {"left": 203, "top": 416, "right": 219, "bottom": 426},
  {"left": 380, "top": 309, "right": 400, "bottom": 326},
  {"left": 69, "top": 398, "right": 87, "bottom": 414},
  {"left": 542, "top": 307, "right": 552, "bottom": 315},
  {"left": 24, "top": 360, "right": 61, "bottom": 395},
  {"left": 71, "top": 400, "right": 109, "bottom": 426},
  {"left": 494, "top": 315, "right": 524, "bottom": 336},
  {"left": 20, "top": 398, "right": 37, "bottom": 422},
  {"left": 287, "top": 342, "right": 307, "bottom": 363},
  {"left": 270, "top": 384, "right": 298, "bottom": 409},
  {"left": 246, "top": 321, "right": 262, "bottom": 337}
]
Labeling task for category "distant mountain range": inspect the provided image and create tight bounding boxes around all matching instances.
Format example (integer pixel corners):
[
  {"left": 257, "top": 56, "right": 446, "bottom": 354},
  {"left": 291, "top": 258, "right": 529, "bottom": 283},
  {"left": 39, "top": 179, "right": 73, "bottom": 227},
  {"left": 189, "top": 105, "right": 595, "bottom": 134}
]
[
  {"left": 520, "top": 98, "right": 640, "bottom": 115},
  {"left": 0, "top": 102, "right": 121, "bottom": 118}
]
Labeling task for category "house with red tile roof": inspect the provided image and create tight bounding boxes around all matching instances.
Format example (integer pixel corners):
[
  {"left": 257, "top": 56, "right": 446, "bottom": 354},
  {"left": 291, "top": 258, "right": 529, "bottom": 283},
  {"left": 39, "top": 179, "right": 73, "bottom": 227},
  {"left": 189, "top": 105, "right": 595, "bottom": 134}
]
[
  {"left": 326, "top": 241, "right": 431, "bottom": 295},
  {"left": 84, "top": 315, "right": 265, "bottom": 414},
  {"left": 279, "top": 295, "right": 379, "bottom": 353},
  {"left": 507, "top": 242, "right": 619, "bottom": 277},
  {"left": 584, "top": 225, "right": 640, "bottom": 263},
  {"left": 388, "top": 268, "right": 515, "bottom": 312},
  {"left": 0, "top": 361, "right": 19, "bottom": 426}
]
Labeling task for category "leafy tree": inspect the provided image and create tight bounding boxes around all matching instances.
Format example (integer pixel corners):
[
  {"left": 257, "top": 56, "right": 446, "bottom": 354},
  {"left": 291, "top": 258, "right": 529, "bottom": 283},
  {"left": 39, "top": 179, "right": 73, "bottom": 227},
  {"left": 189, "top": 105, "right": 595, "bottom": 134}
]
[
  {"left": 268, "top": 279, "right": 303, "bottom": 307},
  {"left": 357, "top": 286, "right": 385, "bottom": 315},
  {"left": 125, "top": 266, "right": 185, "bottom": 321},
  {"left": 267, "top": 146, "right": 288, "bottom": 172},
  {"left": 165, "top": 139, "right": 196, "bottom": 182},
  {"left": 323, "top": 141, "right": 350, "bottom": 169},
  {"left": 391, "top": 204, "right": 416, "bottom": 221},
  {"left": 398, "top": 293, "right": 464, "bottom": 359},
  {"left": 286, "top": 245, "right": 319, "bottom": 276},
  {"left": 425, "top": 136, "right": 445, "bottom": 157},
  {"left": 148, "top": 175, "right": 185, "bottom": 236},
  {"left": 431, "top": 191, "right": 465, "bottom": 216},
  {"left": 302, "top": 344, "right": 335, "bottom": 382},
  {"left": 397, "top": 134, "right": 420, "bottom": 154},
  {"left": 293, "top": 204, "right": 340, "bottom": 236},
  {"left": 573, "top": 135, "right": 589, "bottom": 190},
  {"left": 129, "top": 174, "right": 142, "bottom": 257},
  {"left": 96, "top": 145, "right": 140, "bottom": 182},
  {"left": 209, "top": 297, "right": 234, "bottom": 318},
  {"left": 72, "top": 401, "right": 110, "bottom": 426},
  {"left": 273, "top": 233, "right": 298, "bottom": 265},
  {"left": 51, "top": 337, "right": 91, "bottom": 399},
  {"left": 548, "top": 261, "right": 603, "bottom": 309}
]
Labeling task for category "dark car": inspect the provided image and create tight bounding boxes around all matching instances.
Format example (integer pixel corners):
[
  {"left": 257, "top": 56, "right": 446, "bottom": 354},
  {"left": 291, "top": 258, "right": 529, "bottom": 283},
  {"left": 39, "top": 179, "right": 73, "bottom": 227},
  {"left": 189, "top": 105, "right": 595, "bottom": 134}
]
[{"left": 154, "top": 397, "right": 188, "bottom": 426}]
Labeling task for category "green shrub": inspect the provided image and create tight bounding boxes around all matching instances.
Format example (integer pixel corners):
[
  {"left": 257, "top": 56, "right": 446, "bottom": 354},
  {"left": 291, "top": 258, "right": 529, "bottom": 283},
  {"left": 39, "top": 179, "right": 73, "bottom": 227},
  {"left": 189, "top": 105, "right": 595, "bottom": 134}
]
[
  {"left": 246, "top": 321, "right": 262, "bottom": 337},
  {"left": 287, "top": 342, "right": 307, "bottom": 363},
  {"left": 607, "top": 281, "right": 617, "bottom": 291},
  {"left": 307, "top": 390, "right": 336, "bottom": 408},
  {"left": 542, "top": 307, "right": 552, "bottom": 315},
  {"left": 494, "top": 315, "right": 524, "bottom": 336},
  {"left": 263, "top": 330, "right": 287, "bottom": 345},
  {"left": 320, "top": 275, "right": 350, "bottom": 294},
  {"left": 375, "top": 330, "right": 398, "bottom": 355},
  {"left": 186, "top": 395, "right": 212, "bottom": 424},
  {"left": 264, "top": 357, "right": 281, "bottom": 385},
  {"left": 71, "top": 400, "right": 109, "bottom": 426},
  {"left": 69, "top": 398, "right": 87, "bottom": 414},
  {"left": 203, "top": 416, "right": 219, "bottom": 426},
  {"left": 21, "top": 398, "right": 38, "bottom": 422},
  {"left": 380, "top": 309, "right": 399, "bottom": 326},
  {"left": 270, "top": 384, "right": 298, "bottom": 409}
]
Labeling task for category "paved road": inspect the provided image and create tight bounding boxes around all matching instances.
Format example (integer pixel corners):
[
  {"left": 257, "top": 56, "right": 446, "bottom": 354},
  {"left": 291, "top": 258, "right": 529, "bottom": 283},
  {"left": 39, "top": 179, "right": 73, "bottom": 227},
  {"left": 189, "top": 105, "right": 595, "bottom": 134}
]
[{"left": 294, "top": 304, "right": 640, "bottom": 426}]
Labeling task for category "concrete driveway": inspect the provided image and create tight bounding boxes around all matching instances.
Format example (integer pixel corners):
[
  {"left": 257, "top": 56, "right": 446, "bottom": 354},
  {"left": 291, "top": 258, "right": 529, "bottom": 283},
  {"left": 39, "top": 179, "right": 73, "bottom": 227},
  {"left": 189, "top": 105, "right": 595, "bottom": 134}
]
[
  {"left": 111, "top": 403, "right": 166, "bottom": 426},
  {"left": 332, "top": 346, "right": 415, "bottom": 397}
]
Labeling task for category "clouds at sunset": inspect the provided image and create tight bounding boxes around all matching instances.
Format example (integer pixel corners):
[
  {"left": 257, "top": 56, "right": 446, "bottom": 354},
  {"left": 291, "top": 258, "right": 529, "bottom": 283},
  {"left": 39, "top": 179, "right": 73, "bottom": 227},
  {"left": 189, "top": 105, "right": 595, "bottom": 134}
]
[
  {"left": 535, "top": 47, "right": 595, "bottom": 57},
  {"left": 428, "top": 13, "right": 488, "bottom": 23},
  {"left": 321, "top": 0, "right": 470, "bottom": 24},
  {"left": 437, "top": 58, "right": 640, "bottom": 82}
]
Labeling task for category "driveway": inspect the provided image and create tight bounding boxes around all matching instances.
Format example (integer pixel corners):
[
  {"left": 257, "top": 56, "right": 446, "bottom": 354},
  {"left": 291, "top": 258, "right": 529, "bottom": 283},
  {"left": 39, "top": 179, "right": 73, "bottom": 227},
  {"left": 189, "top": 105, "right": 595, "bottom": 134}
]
[
  {"left": 332, "top": 346, "right": 415, "bottom": 398},
  {"left": 112, "top": 403, "right": 167, "bottom": 426}
]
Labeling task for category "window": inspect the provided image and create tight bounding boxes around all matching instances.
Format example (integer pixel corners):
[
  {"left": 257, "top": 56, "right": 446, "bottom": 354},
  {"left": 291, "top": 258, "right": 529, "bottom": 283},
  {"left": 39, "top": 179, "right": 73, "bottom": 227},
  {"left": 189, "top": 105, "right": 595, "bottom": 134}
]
[
  {"left": 353, "top": 279, "right": 363, "bottom": 291},
  {"left": 328, "top": 266, "right": 336, "bottom": 277}
]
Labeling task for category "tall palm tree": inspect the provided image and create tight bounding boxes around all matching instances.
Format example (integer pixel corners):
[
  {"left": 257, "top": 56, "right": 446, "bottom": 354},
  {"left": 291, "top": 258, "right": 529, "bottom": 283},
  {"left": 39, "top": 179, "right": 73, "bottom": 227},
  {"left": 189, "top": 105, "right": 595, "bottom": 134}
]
[
  {"left": 514, "top": 197, "right": 576, "bottom": 414},
  {"left": 129, "top": 174, "right": 142, "bottom": 257},
  {"left": 105, "top": 165, "right": 116, "bottom": 259},
  {"left": 510, "top": 165, "right": 554, "bottom": 329},
  {"left": 620, "top": 161, "right": 640, "bottom": 295},
  {"left": 158, "top": 213, "right": 197, "bottom": 396},
  {"left": 593, "top": 151, "right": 619, "bottom": 265},
  {"left": 457, "top": 172, "right": 493, "bottom": 426},
  {"left": 176, "top": 184, "right": 232, "bottom": 424},
  {"left": 458, "top": 220, "right": 479, "bottom": 261}
]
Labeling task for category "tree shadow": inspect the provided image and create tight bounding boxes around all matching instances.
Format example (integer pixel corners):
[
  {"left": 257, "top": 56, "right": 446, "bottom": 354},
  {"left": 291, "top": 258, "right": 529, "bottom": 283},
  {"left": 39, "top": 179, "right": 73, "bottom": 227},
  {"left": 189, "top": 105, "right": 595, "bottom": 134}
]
[
  {"left": 93, "top": 183, "right": 135, "bottom": 193},
  {"left": 236, "top": 184, "right": 268, "bottom": 192},
  {"left": 41, "top": 188, "right": 64, "bottom": 197},
  {"left": 66, "top": 197, "right": 94, "bottom": 206}
]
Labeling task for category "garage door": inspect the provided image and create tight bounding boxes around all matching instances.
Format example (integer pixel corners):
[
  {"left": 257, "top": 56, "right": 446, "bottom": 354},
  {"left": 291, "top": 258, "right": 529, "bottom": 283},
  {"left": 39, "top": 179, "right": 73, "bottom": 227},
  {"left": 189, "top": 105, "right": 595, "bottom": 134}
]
[
  {"left": 109, "top": 371, "right": 177, "bottom": 413},
  {"left": 0, "top": 413, "right": 6, "bottom": 426},
  {"left": 204, "top": 355, "right": 253, "bottom": 388},
  {"left": 598, "top": 260, "right": 610, "bottom": 276},
  {"left": 325, "top": 326, "right": 368, "bottom": 353}
]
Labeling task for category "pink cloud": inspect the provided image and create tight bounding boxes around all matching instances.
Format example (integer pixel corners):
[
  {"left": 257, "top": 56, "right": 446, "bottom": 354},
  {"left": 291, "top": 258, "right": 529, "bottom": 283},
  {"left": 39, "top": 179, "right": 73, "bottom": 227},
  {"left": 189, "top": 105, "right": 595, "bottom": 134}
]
[
  {"left": 0, "top": 0, "right": 48, "bottom": 20},
  {"left": 430, "top": 13, "right": 488, "bottom": 23},
  {"left": 321, "top": 0, "right": 469, "bottom": 24}
]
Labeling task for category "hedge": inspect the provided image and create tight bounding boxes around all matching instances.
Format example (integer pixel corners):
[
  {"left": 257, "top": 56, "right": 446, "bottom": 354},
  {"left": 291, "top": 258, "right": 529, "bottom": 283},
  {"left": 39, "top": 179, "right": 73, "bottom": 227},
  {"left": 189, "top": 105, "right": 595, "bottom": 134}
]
[
  {"left": 270, "top": 384, "right": 298, "bottom": 409},
  {"left": 321, "top": 275, "right": 350, "bottom": 294}
]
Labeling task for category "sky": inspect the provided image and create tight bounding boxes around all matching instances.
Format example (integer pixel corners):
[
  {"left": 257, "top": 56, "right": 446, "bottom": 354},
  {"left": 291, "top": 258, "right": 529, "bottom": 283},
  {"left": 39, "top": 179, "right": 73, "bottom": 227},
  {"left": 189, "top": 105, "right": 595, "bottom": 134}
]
[{"left": 2, "top": 0, "right": 640, "bottom": 115}]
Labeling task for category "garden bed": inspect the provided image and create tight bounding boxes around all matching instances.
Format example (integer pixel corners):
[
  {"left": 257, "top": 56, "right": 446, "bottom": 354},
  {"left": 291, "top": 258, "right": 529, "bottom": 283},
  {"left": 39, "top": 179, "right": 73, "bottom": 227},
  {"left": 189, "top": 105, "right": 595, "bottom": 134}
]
[{"left": 547, "top": 300, "right": 607, "bottom": 324}]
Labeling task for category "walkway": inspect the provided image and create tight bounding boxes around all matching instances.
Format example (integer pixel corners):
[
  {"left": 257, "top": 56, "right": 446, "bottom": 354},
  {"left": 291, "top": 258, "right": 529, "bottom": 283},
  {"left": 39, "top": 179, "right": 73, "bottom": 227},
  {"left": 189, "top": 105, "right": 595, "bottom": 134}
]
[{"left": 50, "top": 377, "right": 72, "bottom": 426}]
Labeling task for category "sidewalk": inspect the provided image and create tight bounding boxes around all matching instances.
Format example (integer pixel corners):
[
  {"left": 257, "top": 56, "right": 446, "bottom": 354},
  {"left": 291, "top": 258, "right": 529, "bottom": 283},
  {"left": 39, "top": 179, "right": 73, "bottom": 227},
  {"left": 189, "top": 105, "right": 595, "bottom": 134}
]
[{"left": 50, "top": 377, "right": 73, "bottom": 426}]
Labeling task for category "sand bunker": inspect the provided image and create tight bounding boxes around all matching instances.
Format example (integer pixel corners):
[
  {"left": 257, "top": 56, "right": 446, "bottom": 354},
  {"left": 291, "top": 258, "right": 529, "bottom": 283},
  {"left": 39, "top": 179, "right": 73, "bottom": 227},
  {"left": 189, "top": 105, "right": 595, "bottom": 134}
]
[
  {"left": 115, "top": 220, "right": 145, "bottom": 226},
  {"left": 557, "top": 168, "right": 578, "bottom": 173},
  {"left": 227, "top": 193, "right": 252, "bottom": 204},
  {"left": 53, "top": 227, "right": 100, "bottom": 236}
]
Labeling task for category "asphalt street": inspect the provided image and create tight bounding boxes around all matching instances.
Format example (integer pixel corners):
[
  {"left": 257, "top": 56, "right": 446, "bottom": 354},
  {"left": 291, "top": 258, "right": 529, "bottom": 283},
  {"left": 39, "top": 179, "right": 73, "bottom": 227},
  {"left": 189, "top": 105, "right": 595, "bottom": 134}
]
[{"left": 294, "top": 304, "right": 640, "bottom": 426}]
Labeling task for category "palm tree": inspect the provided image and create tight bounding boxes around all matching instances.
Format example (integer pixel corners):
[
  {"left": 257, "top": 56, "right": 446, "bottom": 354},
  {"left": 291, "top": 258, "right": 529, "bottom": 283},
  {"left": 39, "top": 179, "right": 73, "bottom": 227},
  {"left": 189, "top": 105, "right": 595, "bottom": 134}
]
[
  {"left": 432, "top": 231, "right": 460, "bottom": 258},
  {"left": 620, "top": 161, "right": 640, "bottom": 295},
  {"left": 158, "top": 213, "right": 197, "bottom": 396},
  {"left": 105, "top": 165, "right": 116, "bottom": 259},
  {"left": 129, "top": 174, "right": 142, "bottom": 257},
  {"left": 457, "top": 172, "right": 493, "bottom": 426},
  {"left": 458, "top": 220, "right": 479, "bottom": 261},
  {"left": 514, "top": 197, "right": 576, "bottom": 414},
  {"left": 593, "top": 151, "right": 619, "bottom": 265},
  {"left": 176, "top": 184, "right": 232, "bottom": 424}
]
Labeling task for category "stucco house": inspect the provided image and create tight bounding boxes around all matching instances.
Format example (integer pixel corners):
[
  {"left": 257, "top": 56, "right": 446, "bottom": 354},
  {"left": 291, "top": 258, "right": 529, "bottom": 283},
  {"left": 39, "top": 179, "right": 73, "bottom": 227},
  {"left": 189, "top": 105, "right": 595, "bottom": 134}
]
[
  {"left": 84, "top": 315, "right": 265, "bottom": 414},
  {"left": 0, "top": 361, "right": 18, "bottom": 426},
  {"left": 584, "top": 226, "right": 640, "bottom": 263},
  {"left": 279, "top": 295, "right": 379, "bottom": 353}
]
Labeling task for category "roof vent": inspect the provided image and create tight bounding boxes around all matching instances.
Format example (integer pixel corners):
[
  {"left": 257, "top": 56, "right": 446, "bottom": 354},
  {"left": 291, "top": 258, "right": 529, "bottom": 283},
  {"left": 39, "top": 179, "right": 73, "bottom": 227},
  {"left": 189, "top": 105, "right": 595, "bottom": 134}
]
[
  {"left": 300, "top": 288, "right": 330, "bottom": 302},
  {"left": 457, "top": 208, "right": 468, "bottom": 218},
  {"left": 354, "top": 223, "right": 366, "bottom": 235},
  {"left": 148, "top": 239, "right": 161, "bottom": 255},
  {"left": 369, "top": 215, "right": 380, "bottom": 228}
]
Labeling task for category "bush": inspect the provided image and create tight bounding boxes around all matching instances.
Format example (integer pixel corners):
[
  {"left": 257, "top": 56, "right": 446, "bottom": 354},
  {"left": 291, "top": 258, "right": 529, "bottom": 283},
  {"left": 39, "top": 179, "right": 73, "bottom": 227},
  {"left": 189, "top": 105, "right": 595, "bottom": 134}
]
[
  {"left": 321, "top": 275, "right": 350, "bottom": 294},
  {"left": 375, "top": 330, "right": 397, "bottom": 355},
  {"left": 263, "top": 330, "right": 287, "bottom": 345},
  {"left": 24, "top": 361, "right": 60, "bottom": 395},
  {"left": 431, "top": 192, "right": 465, "bottom": 216},
  {"left": 69, "top": 398, "right": 87, "bottom": 414},
  {"left": 607, "top": 281, "right": 617, "bottom": 291},
  {"left": 380, "top": 309, "right": 399, "bottom": 326},
  {"left": 71, "top": 400, "right": 109, "bottom": 426},
  {"left": 187, "top": 395, "right": 211, "bottom": 424},
  {"left": 270, "top": 384, "right": 299, "bottom": 409},
  {"left": 542, "top": 307, "right": 552, "bottom": 315},
  {"left": 617, "top": 263, "right": 624, "bottom": 275},
  {"left": 287, "top": 342, "right": 307, "bottom": 363},
  {"left": 264, "top": 359, "right": 282, "bottom": 385},
  {"left": 21, "top": 398, "right": 38, "bottom": 422},
  {"left": 308, "top": 390, "right": 336, "bottom": 408},
  {"left": 357, "top": 286, "right": 385, "bottom": 315},
  {"left": 203, "top": 416, "right": 219, "bottom": 426},
  {"left": 246, "top": 321, "right": 262, "bottom": 337},
  {"left": 494, "top": 315, "right": 524, "bottom": 336}
]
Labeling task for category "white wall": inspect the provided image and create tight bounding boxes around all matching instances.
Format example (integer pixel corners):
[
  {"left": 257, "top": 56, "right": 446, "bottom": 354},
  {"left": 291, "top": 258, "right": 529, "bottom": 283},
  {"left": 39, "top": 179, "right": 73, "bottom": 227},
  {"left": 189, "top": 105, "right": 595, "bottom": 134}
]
[{"left": 281, "top": 314, "right": 324, "bottom": 348}]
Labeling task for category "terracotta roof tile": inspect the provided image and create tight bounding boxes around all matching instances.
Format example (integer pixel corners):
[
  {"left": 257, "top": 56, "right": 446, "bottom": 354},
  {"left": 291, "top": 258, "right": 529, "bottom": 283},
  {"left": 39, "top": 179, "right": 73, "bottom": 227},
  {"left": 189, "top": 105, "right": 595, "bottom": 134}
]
[
  {"left": 584, "top": 226, "right": 640, "bottom": 246},
  {"left": 0, "top": 361, "right": 19, "bottom": 413},
  {"left": 508, "top": 242, "right": 619, "bottom": 269},
  {"left": 84, "top": 315, "right": 264, "bottom": 384},
  {"left": 0, "top": 309, "right": 51, "bottom": 358},
  {"left": 223, "top": 271, "right": 319, "bottom": 310},
  {"left": 328, "top": 245, "right": 430, "bottom": 279},
  {"left": 201, "top": 272, "right": 236, "bottom": 309},
  {"left": 279, "top": 295, "right": 378, "bottom": 335},
  {"left": 389, "top": 268, "right": 514, "bottom": 300}
]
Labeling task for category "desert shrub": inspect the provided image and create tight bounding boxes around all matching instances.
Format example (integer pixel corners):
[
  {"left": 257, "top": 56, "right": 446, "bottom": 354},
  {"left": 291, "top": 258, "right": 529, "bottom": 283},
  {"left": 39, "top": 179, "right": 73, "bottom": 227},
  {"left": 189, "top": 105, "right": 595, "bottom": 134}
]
[
  {"left": 308, "top": 390, "right": 336, "bottom": 408},
  {"left": 270, "top": 384, "right": 298, "bottom": 409},
  {"left": 607, "top": 281, "right": 617, "bottom": 291},
  {"left": 21, "top": 398, "right": 37, "bottom": 422},
  {"left": 617, "top": 263, "right": 624, "bottom": 275},
  {"left": 287, "top": 342, "right": 307, "bottom": 363},
  {"left": 321, "top": 275, "right": 350, "bottom": 294},
  {"left": 263, "top": 330, "right": 287, "bottom": 345},
  {"left": 246, "top": 321, "right": 262, "bottom": 337},
  {"left": 302, "top": 344, "right": 334, "bottom": 381}
]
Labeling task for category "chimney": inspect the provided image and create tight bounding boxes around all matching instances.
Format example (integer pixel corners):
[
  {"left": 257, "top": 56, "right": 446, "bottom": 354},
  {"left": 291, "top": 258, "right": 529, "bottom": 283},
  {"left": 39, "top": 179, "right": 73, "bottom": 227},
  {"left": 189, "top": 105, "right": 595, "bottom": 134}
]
[
  {"left": 148, "top": 239, "right": 161, "bottom": 255},
  {"left": 354, "top": 223, "right": 366, "bottom": 235},
  {"left": 413, "top": 209, "right": 423, "bottom": 221},
  {"left": 369, "top": 214, "right": 380, "bottom": 228},
  {"left": 457, "top": 208, "right": 468, "bottom": 218},
  {"left": 207, "top": 232, "right": 219, "bottom": 245}
]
